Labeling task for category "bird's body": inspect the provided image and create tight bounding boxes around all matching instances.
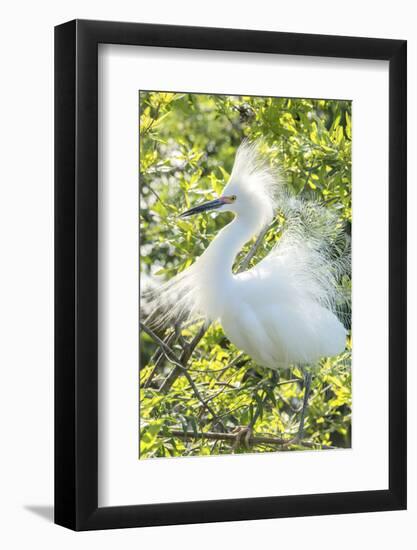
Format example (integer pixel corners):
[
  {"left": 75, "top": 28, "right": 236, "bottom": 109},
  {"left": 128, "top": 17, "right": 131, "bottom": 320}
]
[
  {"left": 171, "top": 209, "right": 346, "bottom": 369},
  {"left": 147, "top": 140, "right": 349, "bottom": 371}
]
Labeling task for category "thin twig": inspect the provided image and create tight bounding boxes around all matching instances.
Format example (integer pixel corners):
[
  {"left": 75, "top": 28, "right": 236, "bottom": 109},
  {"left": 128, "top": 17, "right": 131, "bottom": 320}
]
[
  {"left": 159, "top": 323, "right": 207, "bottom": 393},
  {"left": 237, "top": 225, "right": 269, "bottom": 272},
  {"left": 181, "top": 370, "right": 225, "bottom": 429},
  {"left": 140, "top": 322, "right": 182, "bottom": 365},
  {"left": 144, "top": 330, "right": 177, "bottom": 388},
  {"left": 146, "top": 184, "right": 168, "bottom": 208}
]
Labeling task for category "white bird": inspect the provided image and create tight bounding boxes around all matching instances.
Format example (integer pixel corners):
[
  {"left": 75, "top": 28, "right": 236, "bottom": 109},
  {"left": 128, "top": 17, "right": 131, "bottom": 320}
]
[{"left": 147, "top": 140, "right": 350, "bottom": 439}]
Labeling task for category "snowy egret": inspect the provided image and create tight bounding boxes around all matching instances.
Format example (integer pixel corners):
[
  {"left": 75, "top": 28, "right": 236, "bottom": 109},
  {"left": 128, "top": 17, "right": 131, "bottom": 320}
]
[{"left": 148, "top": 140, "right": 350, "bottom": 441}]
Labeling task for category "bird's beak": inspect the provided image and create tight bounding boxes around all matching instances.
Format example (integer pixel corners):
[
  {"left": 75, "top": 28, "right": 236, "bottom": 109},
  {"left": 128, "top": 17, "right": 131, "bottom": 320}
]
[{"left": 180, "top": 197, "right": 225, "bottom": 218}]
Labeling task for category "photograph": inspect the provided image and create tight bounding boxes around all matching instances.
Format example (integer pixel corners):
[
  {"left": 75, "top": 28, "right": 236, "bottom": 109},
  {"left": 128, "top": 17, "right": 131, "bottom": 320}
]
[{"left": 139, "top": 91, "right": 352, "bottom": 459}]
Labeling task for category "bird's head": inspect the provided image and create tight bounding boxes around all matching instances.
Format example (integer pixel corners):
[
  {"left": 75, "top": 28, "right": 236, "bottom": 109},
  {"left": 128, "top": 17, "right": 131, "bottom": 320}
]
[{"left": 180, "top": 140, "right": 279, "bottom": 228}]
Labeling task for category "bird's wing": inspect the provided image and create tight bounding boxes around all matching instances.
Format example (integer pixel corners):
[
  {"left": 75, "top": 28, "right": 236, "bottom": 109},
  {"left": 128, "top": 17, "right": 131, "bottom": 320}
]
[{"left": 239, "top": 203, "right": 351, "bottom": 324}]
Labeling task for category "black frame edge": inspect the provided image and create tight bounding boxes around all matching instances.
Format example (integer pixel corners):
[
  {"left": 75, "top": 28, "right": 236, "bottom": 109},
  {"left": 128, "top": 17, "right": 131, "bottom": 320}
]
[
  {"left": 54, "top": 19, "right": 77, "bottom": 530},
  {"left": 82, "top": 489, "right": 403, "bottom": 531},
  {"left": 77, "top": 18, "right": 403, "bottom": 60},
  {"left": 388, "top": 40, "right": 407, "bottom": 510}
]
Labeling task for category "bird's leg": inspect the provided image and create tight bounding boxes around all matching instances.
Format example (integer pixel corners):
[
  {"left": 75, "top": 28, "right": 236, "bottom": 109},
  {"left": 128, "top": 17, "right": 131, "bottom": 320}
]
[
  {"left": 297, "top": 367, "right": 313, "bottom": 440},
  {"left": 232, "top": 396, "right": 263, "bottom": 450},
  {"left": 232, "top": 425, "right": 253, "bottom": 450}
]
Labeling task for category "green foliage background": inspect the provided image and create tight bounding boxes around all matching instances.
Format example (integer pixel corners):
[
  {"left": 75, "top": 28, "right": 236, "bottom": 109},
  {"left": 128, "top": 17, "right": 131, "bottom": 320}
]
[{"left": 139, "top": 92, "right": 352, "bottom": 458}]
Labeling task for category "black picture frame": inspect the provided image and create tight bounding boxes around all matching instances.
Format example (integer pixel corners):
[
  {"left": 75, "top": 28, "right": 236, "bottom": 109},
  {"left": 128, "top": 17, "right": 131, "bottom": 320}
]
[{"left": 55, "top": 19, "right": 407, "bottom": 531}]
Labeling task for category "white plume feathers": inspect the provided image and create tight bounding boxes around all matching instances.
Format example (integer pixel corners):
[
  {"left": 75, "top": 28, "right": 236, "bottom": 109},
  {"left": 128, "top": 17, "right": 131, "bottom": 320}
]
[{"left": 223, "top": 139, "right": 280, "bottom": 227}]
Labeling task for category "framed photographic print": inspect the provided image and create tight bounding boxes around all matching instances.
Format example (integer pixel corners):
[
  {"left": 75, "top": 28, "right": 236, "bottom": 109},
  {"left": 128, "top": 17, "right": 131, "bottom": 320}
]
[{"left": 55, "top": 20, "right": 407, "bottom": 531}]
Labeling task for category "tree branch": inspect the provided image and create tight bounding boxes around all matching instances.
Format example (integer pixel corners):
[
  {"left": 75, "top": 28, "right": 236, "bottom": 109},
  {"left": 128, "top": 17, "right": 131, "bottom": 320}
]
[
  {"left": 169, "top": 429, "right": 292, "bottom": 447},
  {"left": 169, "top": 429, "right": 335, "bottom": 450}
]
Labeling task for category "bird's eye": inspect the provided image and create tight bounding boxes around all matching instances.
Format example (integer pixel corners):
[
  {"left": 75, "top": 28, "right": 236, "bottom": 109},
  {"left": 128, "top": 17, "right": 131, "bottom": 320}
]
[{"left": 230, "top": 195, "right": 237, "bottom": 202}]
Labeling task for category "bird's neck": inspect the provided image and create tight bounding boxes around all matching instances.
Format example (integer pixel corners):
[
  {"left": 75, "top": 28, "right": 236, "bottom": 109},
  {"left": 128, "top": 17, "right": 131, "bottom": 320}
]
[
  {"left": 201, "top": 215, "right": 262, "bottom": 280},
  {"left": 193, "top": 215, "right": 263, "bottom": 320}
]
